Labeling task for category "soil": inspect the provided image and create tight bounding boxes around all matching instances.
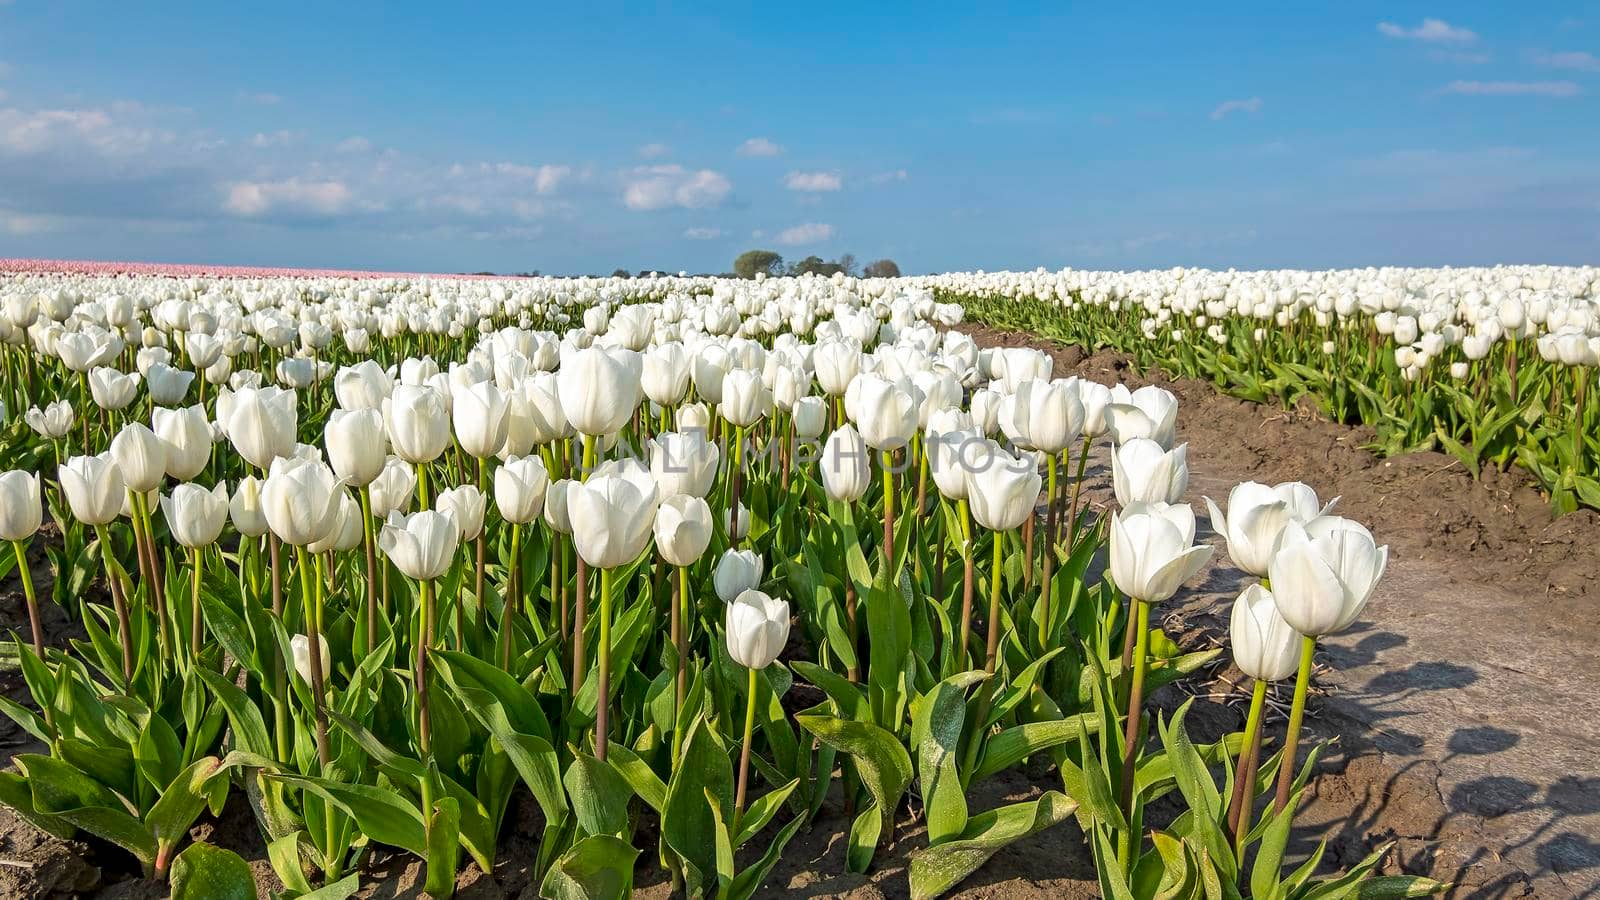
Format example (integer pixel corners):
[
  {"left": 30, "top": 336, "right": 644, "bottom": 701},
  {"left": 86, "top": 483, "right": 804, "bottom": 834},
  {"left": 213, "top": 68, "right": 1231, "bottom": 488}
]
[{"left": 1, "top": 328, "right": 1596, "bottom": 898}]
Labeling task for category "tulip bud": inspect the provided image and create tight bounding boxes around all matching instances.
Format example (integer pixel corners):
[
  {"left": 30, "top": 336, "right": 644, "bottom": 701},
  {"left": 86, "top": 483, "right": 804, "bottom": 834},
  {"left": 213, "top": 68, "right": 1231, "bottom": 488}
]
[
  {"left": 60, "top": 453, "right": 125, "bottom": 526},
  {"left": 819, "top": 425, "right": 871, "bottom": 502},
  {"left": 678, "top": 402, "right": 711, "bottom": 432},
  {"left": 845, "top": 373, "right": 918, "bottom": 450},
  {"left": 436, "top": 484, "right": 486, "bottom": 541},
  {"left": 1104, "top": 385, "right": 1178, "bottom": 448},
  {"left": 291, "top": 633, "right": 331, "bottom": 686},
  {"left": 544, "top": 479, "right": 575, "bottom": 534},
  {"left": 452, "top": 381, "right": 511, "bottom": 459},
  {"left": 0, "top": 471, "right": 43, "bottom": 541},
  {"left": 160, "top": 481, "right": 229, "bottom": 548},
  {"left": 654, "top": 494, "right": 713, "bottom": 567},
  {"left": 89, "top": 367, "right": 140, "bottom": 411},
  {"left": 145, "top": 363, "right": 194, "bottom": 406},
  {"left": 1268, "top": 517, "right": 1387, "bottom": 636},
  {"left": 386, "top": 384, "right": 451, "bottom": 464},
  {"left": 262, "top": 457, "right": 344, "bottom": 547},
  {"left": 714, "top": 548, "right": 765, "bottom": 603},
  {"left": 1230, "top": 583, "right": 1304, "bottom": 681},
  {"left": 558, "top": 346, "right": 643, "bottom": 437},
  {"left": 721, "top": 368, "right": 772, "bottom": 428},
  {"left": 111, "top": 422, "right": 168, "bottom": 493},
  {"left": 649, "top": 430, "right": 721, "bottom": 499},
  {"left": 379, "top": 509, "right": 460, "bottom": 580},
  {"left": 154, "top": 405, "right": 212, "bottom": 481},
  {"left": 495, "top": 455, "right": 550, "bottom": 524},
  {"left": 725, "top": 502, "right": 750, "bottom": 541},
  {"left": 642, "top": 342, "right": 692, "bottom": 407},
  {"left": 566, "top": 461, "right": 659, "bottom": 569},
  {"left": 230, "top": 475, "right": 269, "bottom": 537},
  {"left": 1108, "top": 504, "right": 1213, "bottom": 603},
  {"left": 335, "top": 360, "right": 393, "bottom": 410},
  {"left": 225, "top": 386, "right": 298, "bottom": 470},
  {"left": 963, "top": 440, "right": 1041, "bottom": 531},
  {"left": 792, "top": 396, "right": 827, "bottom": 440},
  {"left": 725, "top": 589, "right": 790, "bottom": 669},
  {"left": 1111, "top": 439, "right": 1188, "bottom": 507}
]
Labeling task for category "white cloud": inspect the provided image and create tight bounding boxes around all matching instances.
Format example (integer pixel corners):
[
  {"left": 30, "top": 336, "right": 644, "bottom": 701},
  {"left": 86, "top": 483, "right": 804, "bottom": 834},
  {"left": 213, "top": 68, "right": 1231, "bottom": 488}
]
[
  {"left": 682, "top": 226, "right": 725, "bottom": 240},
  {"left": 735, "top": 137, "right": 782, "bottom": 157},
  {"left": 774, "top": 222, "right": 833, "bottom": 246},
  {"left": 224, "top": 178, "right": 353, "bottom": 217},
  {"left": 1532, "top": 50, "right": 1600, "bottom": 72},
  {"left": 638, "top": 142, "right": 671, "bottom": 159},
  {"left": 783, "top": 170, "right": 842, "bottom": 192},
  {"left": 1378, "top": 19, "right": 1478, "bottom": 44},
  {"left": 250, "top": 130, "right": 300, "bottom": 148},
  {"left": 0, "top": 209, "right": 59, "bottom": 235},
  {"left": 335, "top": 136, "right": 372, "bottom": 153},
  {"left": 1210, "top": 97, "right": 1262, "bottom": 120},
  {"left": 622, "top": 165, "right": 731, "bottom": 210},
  {"left": 1443, "top": 80, "right": 1580, "bottom": 97},
  {"left": 0, "top": 105, "right": 174, "bottom": 156},
  {"left": 867, "top": 169, "right": 908, "bottom": 185}
]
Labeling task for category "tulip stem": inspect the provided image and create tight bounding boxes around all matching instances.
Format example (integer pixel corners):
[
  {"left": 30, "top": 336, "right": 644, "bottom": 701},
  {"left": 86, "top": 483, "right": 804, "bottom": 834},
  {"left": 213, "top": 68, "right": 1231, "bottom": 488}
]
[
  {"left": 501, "top": 523, "right": 522, "bottom": 670},
  {"left": 294, "top": 546, "right": 332, "bottom": 769},
  {"left": 1273, "top": 634, "right": 1317, "bottom": 813},
  {"left": 1227, "top": 678, "right": 1270, "bottom": 858},
  {"left": 735, "top": 664, "right": 759, "bottom": 817},
  {"left": 671, "top": 564, "right": 689, "bottom": 762},
  {"left": 956, "top": 499, "right": 974, "bottom": 672},
  {"left": 881, "top": 449, "right": 896, "bottom": 567},
  {"left": 94, "top": 525, "right": 135, "bottom": 684},
  {"left": 1067, "top": 434, "right": 1091, "bottom": 545},
  {"left": 360, "top": 487, "right": 377, "bottom": 657},
  {"left": 1116, "top": 597, "right": 1150, "bottom": 870},
  {"left": 573, "top": 434, "right": 595, "bottom": 693},
  {"left": 595, "top": 565, "right": 612, "bottom": 762},
  {"left": 983, "top": 528, "right": 1005, "bottom": 673},
  {"left": 728, "top": 425, "right": 745, "bottom": 548},
  {"left": 1039, "top": 457, "right": 1058, "bottom": 648},
  {"left": 268, "top": 532, "right": 290, "bottom": 763},
  {"left": 10, "top": 540, "right": 43, "bottom": 657},
  {"left": 190, "top": 546, "right": 204, "bottom": 663},
  {"left": 415, "top": 463, "right": 430, "bottom": 510}
]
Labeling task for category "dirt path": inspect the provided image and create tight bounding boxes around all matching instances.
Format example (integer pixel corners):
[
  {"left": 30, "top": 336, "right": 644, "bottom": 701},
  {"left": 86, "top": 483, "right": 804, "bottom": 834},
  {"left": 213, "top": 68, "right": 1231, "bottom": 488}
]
[{"left": 963, "top": 325, "right": 1600, "bottom": 899}]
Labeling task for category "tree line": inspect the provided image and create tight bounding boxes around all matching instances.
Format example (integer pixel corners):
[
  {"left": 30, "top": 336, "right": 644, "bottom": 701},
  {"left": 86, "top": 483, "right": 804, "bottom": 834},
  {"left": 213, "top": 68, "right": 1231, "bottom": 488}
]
[{"left": 732, "top": 250, "right": 900, "bottom": 280}]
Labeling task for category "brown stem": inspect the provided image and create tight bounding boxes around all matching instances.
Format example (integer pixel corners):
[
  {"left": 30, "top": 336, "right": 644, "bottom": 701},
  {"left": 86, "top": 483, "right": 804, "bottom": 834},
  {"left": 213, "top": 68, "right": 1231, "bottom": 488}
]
[{"left": 572, "top": 557, "right": 587, "bottom": 691}]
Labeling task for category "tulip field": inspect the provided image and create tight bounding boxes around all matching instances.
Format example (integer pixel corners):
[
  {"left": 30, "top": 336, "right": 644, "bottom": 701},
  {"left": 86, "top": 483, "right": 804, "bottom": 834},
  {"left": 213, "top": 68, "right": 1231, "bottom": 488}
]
[
  {"left": 0, "top": 264, "right": 1465, "bottom": 899},
  {"left": 942, "top": 266, "right": 1600, "bottom": 514}
]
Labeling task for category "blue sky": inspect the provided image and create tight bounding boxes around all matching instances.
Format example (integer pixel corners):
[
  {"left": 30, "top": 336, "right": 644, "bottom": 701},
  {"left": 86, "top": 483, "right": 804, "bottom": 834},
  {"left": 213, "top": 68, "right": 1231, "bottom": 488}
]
[{"left": 0, "top": 3, "right": 1596, "bottom": 274}]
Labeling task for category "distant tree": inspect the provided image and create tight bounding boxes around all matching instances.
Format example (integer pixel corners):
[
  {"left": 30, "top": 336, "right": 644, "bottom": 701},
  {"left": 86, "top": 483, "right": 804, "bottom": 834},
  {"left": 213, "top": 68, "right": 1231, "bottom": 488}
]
[
  {"left": 863, "top": 258, "right": 901, "bottom": 278},
  {"left": 611, "top": 268, "right": 631, "bottom": 278},
  {"left": 733, "top": 249, "right": 785, "bottom": 279},
  {"left": 837, "top": 253, "right": 858, "bottom": 277}
]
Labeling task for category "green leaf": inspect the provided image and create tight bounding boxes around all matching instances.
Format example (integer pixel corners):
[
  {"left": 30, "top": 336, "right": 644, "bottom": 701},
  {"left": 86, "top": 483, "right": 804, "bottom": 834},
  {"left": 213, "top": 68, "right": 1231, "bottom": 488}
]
[
  {"left": 603, "top": 741, "right": 666, "bottom": 813},
  {"left": 908, "top": 790, "right": 1077, "bottom": 900},
  {"left": 196, "top": 668, "right": 274, "bottom": 759},
  {"left": 911, "top": 672, "right": 981, "bottom": 844},
  {"left": 727, "top": 815, "right": 804, "bottom": 900},
  {"left": 662, "top": 715, "right": 734, "bottom": 897},
  {"left": 563, "top": 752, "right": 632, "bottom": 838},
  {"left": 538, "top": 834, "right": 638, "bottom": 900},
  {"left": 267, "top": 831, "right": 313, "bottom": 895},
  {"left": 19, "top": 753, "right": 156, "bottom": 870},
  {"left": 424, "top": 795, "right": 461, "bottom": 898},
  {"left": 731, "top": 777, "right": 799, "bottom": 847},
  {"left": 974, "top": 714, "right": 1101, "bottom": 784},
  {"left": 268, "top": 774, "right": 427, "bottom": 857},
  {"left": 795, "top": 713, "right": 913, "bottom": 853},
  {"left": 169, "top": 842, "right": 257, "bottom": 900},
  {"left": 147, "top": 757, "right": 229, "bottom": 871}
]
